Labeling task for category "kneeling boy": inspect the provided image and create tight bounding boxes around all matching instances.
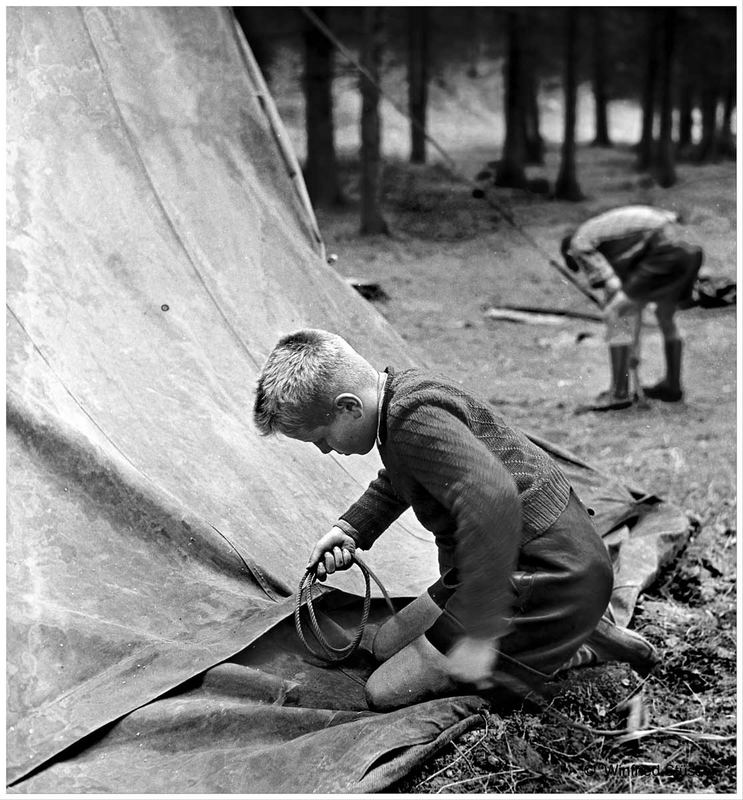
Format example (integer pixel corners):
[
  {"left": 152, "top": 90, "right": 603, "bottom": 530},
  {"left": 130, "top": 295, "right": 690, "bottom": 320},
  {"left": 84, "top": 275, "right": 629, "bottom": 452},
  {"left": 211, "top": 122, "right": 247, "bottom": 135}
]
[{"left": 253, "top": 329, "right": 657, "bottom": 710}]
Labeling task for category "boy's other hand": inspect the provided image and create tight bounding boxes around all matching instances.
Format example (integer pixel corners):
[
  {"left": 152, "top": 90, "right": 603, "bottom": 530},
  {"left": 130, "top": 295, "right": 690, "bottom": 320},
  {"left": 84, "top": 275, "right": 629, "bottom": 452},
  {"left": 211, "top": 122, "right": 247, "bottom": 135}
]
[
  {"left": 307, "top": 527, "right": 357, "bottom": 581},
  {"left": 446, "top": 635, "right": 499, "bottom": 689}
]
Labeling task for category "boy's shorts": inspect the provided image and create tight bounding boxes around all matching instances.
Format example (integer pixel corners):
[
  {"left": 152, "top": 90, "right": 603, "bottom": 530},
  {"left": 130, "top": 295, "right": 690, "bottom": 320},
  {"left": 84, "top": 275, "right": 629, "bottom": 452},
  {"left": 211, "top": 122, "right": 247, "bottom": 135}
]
[
  {"left": 424, "top": 489, "right": 613, "bottom": 679},
  {"left": 624, "top": 239, "right": 703, "bottom": 304}
]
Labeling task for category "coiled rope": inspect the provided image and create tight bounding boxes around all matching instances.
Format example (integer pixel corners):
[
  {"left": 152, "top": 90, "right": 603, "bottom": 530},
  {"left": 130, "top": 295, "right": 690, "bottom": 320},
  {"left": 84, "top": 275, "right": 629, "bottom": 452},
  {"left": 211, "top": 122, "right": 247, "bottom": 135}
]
[{"left": 294, "top": 554, "right": 396, "bottom": 662}]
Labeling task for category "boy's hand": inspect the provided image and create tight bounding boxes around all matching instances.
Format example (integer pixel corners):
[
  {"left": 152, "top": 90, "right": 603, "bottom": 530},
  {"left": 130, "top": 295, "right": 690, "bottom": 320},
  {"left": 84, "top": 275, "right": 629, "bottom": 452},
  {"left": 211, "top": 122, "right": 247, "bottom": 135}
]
[
  {"left": 602, "top": 288, "right": 639, "bottom": 323},
  {"left": 307, "top": 527, "right": 357, "bottom": 581},
  {"left": 603, "top": 275, "right": 623, "bottom": 301},
  {"left": 446, "top": 635, "right": 499, "bottom": 689}
]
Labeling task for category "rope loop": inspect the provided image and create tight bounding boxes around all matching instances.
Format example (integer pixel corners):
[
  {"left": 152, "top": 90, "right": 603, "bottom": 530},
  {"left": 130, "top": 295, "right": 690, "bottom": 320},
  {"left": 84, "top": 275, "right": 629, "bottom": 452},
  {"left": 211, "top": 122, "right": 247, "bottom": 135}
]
[{"left": 294, "top": 554, "right": 395, "bottom": 663}]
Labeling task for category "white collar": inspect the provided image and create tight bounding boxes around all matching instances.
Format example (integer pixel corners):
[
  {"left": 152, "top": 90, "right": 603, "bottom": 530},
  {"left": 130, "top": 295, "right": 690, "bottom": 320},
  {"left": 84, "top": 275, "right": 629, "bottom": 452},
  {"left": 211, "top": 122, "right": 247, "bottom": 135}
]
[{"left": 375, "top": 371, "right": 387, "bottom": 447}]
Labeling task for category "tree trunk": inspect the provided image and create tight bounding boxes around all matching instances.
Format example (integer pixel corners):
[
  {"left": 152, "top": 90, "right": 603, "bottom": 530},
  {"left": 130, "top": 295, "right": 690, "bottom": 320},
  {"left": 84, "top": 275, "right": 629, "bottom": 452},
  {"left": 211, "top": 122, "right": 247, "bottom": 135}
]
[
  {"left": 554, "top": 9, "right": 584, "bottom": 201},
  {"left": 302, "top": 7, "right": 343, "bottom": 208},
  {"left": 654, "top": 8, "right": 677, "bottom": 187},
  {"left": 523, "top": 27, "right": 544, "bottom": 165},
  {"left": 466, "top": 7, "right": 481, "bottom": 78},
  {"left": 591, "top": 10, "right": 612, "bottom": 147},
  {"left": 676, "top": 14, "right": 694, "bottom": 151},
  {"left": 495, "top": 10, "right": 528, "bottom": 189},
  {"left": 637, "top": 10, "right": 661, "bottom": 171},
  {"left": 718, "top": 75, "right": 736, "bottom": 158},
  {"left": 677, "top": 79, "right": 694, "bottom": 150},
  {"left": 360, "top": 7, "right": 388, "bottom": 235},
  {"left": 407, "top": 7, "right": 429, "bottom": 164},
  {"left": 696, "top": 86, "right": 720, "bottom": 162}
]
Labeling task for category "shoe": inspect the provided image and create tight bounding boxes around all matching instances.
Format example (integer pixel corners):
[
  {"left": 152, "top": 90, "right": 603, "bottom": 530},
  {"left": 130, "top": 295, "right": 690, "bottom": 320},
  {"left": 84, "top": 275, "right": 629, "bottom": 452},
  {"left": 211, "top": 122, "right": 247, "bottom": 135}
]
[
  {"left": 643, "top": 382, "right": 683, "bottom": 402},
  {"left": 575, "top": 344, "right": 635, "bottom": 413},
  {"left": 583, "top": 617, "right": 659, "bottom": 677},
  {"left": 575, "top": 390, "right": 633, "bottom": 414},
  {"left": 556, "top": 643, "right": 596, "bottom": 673},
  {"left": 593, "top": 389, "right": 634, "bottom": 409},
  {"left": 644, "top": 339, "right": 684, "bottom": 402}
]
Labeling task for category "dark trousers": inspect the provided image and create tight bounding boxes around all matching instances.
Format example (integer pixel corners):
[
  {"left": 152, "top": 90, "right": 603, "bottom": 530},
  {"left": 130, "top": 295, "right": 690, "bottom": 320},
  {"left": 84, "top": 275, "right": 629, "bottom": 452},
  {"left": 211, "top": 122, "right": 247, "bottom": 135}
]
[
  {"left": 623, "top": 240, "right": 703, "bottom": 304},
  {"left": 425, "top": 490, "right": 613, "bottom": 679}
]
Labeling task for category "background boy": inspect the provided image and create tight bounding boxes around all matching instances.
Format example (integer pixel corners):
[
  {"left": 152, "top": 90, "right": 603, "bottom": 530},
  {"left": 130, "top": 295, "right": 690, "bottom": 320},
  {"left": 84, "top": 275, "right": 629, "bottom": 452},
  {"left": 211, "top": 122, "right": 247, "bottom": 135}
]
[
  {"left": 254, "top": 329, "right": 657, "bottom": 710},
  {"left": 561, "top": 205, "right": 703, "bottom": 410}
]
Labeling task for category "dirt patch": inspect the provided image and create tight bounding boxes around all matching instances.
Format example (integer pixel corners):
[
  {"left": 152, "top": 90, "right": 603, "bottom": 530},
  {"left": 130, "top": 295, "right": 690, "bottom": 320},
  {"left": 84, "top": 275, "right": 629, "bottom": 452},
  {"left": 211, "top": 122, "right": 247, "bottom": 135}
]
[{"left": 314, "top": 142, "right": 737, "bottom": 793}]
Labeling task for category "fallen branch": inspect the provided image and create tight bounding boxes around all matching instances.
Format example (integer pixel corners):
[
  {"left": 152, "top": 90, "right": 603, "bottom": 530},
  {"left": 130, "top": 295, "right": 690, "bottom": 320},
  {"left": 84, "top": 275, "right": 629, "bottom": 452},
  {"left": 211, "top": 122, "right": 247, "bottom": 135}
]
[
  {"left": 613, "top": 725, "right": 737, "bottom": 746},
  {"left": 541, "top": 703, "right": 733, "bottom": 745},
  {"left": 500, "top": 303, "right": 603, "bottom": 322}
]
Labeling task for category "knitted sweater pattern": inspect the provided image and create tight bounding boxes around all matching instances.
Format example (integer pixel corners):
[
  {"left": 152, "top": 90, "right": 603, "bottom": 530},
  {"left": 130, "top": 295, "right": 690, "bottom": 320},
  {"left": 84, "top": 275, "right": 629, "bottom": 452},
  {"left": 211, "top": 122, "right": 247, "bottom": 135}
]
[
  {"left": 336, "top": 368, "right": 571, "bottom": 638},
  {"left": 340, "top": 367, "right": 571, "bottom": 547}
]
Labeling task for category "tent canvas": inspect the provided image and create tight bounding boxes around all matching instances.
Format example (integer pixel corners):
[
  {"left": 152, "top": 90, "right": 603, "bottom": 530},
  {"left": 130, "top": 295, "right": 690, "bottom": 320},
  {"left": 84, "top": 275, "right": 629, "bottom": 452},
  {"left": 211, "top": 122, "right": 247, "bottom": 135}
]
[{"left": 6, "top": 6, "right": 690, "bottom": 793}]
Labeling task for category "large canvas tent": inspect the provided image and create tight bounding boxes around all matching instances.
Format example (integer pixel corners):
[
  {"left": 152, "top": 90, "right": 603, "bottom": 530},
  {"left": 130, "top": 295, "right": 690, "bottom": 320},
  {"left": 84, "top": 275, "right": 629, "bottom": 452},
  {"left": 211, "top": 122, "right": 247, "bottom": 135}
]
[{"left": 6, "top": 6, "right": 690, "bottom": 793}]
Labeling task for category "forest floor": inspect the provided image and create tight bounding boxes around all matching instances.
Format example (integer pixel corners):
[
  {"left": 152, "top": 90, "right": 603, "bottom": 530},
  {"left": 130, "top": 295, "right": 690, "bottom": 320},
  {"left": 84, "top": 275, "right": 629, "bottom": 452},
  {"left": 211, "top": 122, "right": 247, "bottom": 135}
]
[{"left": 312, "top": 142, "right": 738, "bottom": 794}]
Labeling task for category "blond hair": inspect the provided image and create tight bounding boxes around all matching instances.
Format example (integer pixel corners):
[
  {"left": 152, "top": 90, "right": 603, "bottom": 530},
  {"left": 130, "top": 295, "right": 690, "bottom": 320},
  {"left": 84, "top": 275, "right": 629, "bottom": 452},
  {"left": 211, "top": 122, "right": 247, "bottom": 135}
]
[{"left": 253, "top": 329, "right": 375, "bottom": 436}]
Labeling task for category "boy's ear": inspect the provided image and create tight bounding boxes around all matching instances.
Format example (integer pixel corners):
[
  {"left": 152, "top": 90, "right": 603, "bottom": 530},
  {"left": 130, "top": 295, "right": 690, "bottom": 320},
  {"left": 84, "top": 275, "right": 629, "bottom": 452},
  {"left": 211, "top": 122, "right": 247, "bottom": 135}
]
[{"left": 334, "top": 393, "right": 363, "bottom": 418}]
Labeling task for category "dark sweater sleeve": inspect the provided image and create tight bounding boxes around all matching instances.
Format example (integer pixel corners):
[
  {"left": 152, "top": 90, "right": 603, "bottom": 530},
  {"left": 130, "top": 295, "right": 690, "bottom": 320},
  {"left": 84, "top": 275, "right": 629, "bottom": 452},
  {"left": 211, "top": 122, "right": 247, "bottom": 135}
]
[
  {"left": 337, "top": 468, "right": 410, "bottom": 549},
  {"left": 393, "top": 404, "right": 522, "bottom": 640}
]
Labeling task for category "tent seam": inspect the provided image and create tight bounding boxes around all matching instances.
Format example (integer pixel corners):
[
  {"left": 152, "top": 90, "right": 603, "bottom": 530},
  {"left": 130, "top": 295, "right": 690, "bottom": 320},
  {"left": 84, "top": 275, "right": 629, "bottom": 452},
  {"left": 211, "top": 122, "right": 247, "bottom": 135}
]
[{"left": 77, "top": 7, "right": 262, "bottom": 371}]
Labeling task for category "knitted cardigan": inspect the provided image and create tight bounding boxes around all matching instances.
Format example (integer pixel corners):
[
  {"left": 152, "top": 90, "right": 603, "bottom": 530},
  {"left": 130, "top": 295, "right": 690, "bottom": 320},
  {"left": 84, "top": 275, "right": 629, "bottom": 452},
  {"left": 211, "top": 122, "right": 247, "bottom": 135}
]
[{"left": 335, "top": 367, "right": 571, "bottom": 640}]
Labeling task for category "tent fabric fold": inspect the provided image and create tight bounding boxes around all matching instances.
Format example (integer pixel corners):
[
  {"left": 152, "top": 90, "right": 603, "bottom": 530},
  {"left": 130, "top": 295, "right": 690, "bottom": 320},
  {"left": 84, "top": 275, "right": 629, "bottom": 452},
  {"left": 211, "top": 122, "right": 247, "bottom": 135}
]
[
  {"left": 6, "top": 6, "right": 691, "bottom": 793},
  {"left": 12, "top": 659, "right": 488, "bottom": 794}
]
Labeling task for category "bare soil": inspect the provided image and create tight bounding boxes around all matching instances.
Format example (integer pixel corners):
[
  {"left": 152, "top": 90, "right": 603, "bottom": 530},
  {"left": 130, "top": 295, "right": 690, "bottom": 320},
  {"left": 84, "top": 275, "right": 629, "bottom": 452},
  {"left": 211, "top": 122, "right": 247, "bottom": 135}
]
[{"left": 313, "top": 144, "right": 738, "bottom": 794}]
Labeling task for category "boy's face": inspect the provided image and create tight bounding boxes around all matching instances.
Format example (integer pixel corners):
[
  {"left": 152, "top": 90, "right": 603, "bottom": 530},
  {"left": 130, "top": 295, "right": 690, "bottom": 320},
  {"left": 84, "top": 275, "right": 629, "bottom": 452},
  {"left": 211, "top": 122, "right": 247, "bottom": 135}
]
[{"left": 291, "top": 394, "right": 377, "bottom": 456}]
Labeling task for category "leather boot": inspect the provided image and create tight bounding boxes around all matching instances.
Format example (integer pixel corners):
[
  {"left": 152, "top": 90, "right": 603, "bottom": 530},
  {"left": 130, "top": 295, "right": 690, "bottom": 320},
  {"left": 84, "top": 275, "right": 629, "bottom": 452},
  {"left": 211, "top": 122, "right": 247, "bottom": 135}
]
[
  {"left": 576, "top": 344, "right": 633, "bottom": 412},
  {"left": 371, "top": 591, "right": 442, "bottom": 661},
  {"left": 644, "top": 339, "right": 683, "bottom": 402},
  {"left": 558, "top": 617, "right": 659, "bottom": 677}
]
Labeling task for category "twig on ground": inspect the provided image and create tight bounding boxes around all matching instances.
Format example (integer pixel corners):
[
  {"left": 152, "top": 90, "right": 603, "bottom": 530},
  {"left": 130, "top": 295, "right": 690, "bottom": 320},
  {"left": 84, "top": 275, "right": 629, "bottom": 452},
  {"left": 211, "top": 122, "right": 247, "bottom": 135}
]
[
  {"left": 450, "top": 740, "right": 478, "bottom": 775},
  {"left": 683, "top": 679, "right": 707, "bottom": 716},
  {"left": 539, "top": 703, "right": 633, "bottom": 737},
  {"left": 414, "top": 714, "right": 489, "bottom": 789},
  {"left": 614, "top": 727, "right": 737, "bottom": 745},
  {"left": 583, "top": 776, "right": 615, "bottom": 793},
  {"left": 612, "top": 714, "right": 737, "bottom": 745},
  {"left": 434, "top": 769, "right": 519, "bottom": 793},
  {"left": 539, "top": 696, "right": 734, "bottom": 750},
  {"left": 533, "top": 739, "right": 595, "bottom": 759},
  {"left": 607, "top": 672, "right": 652, "bottom": 714},
  {"left": 659, "top": 743, "right": 688, "bottom": 771},
  {"left": 505, "top": 737, "right": 520, "bottom": 792}
]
